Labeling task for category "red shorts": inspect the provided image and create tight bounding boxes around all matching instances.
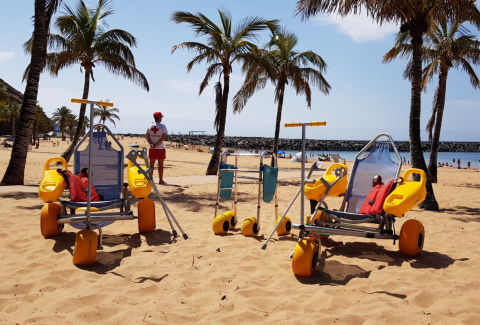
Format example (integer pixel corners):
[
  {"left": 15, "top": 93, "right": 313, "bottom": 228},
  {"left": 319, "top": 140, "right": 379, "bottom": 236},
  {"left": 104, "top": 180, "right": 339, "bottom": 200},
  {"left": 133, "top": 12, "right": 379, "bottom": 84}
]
[{"left": 148, "top": 148, "right": 166, "bottom": 160}]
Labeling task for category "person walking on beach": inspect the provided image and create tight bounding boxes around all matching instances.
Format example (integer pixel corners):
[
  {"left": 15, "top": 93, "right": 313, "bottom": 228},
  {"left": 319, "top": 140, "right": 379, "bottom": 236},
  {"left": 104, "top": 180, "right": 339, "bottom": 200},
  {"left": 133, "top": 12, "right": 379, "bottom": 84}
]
[
  {"left": 146, "top": 112, "right": 168, "bottom": 184},
  {"left": 457, "top": 159, "right": 461, "bottom": 169}
]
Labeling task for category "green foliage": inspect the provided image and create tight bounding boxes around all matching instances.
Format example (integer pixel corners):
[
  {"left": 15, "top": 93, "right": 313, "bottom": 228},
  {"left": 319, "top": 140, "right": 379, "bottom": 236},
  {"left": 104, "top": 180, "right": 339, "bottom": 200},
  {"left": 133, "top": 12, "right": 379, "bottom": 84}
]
[
  {"left": 51, "top": 106, "right": 72, "bottom": 139},
  {"left": 93, "top": 99, "right": 120, "bottom": 128},
  {"left": 0, "top": 102, "right": 20, "bottom": 120},
  {"left": 233, "top": 28, "right": 331, "bottom": 113},
  {"left": 171, "top": 9, "right": 279, "bottom": 130},
  {"left": 34, "top": 105, "right": 54, "bottom": 138},
  {"left": 384, "top": 20, "right": 480, "bottom": 140},
  {"left": 23, "top": 0, "right": 150, "bottom": 89},
  {"left": 0, "top": 86, "right": 9, "bottom": 104}
]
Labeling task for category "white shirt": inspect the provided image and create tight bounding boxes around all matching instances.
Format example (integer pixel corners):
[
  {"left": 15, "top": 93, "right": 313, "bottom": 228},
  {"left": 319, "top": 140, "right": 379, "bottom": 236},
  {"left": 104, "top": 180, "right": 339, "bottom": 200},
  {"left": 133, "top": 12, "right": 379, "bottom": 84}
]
[{"left": 146, "top": 122, "right": 168, "bottom": 149}]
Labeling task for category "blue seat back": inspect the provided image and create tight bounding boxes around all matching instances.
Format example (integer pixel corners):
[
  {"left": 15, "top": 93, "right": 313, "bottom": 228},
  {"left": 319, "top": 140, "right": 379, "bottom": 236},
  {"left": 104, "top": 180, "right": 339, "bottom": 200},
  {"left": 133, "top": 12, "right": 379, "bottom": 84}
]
[
  {"left": 74, "top": 131, "right": 123, "bottom": 201},
  {"left": 344, "top": 142, "right": 400, "bottom": 213}
]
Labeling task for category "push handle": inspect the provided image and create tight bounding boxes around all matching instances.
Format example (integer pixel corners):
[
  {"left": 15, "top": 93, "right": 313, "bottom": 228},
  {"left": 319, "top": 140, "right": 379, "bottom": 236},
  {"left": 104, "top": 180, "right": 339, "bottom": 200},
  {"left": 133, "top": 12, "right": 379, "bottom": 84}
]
[
  {"left": 325, "top": 163, "right": 347, "bottom": 175},
  {"left": 71, "top": 98, "right": 114, "bottom": 107},
  {"left": 401, "top": 168, "right": 426, "bottom": 186},
  {"left": 284, "top": 121, "right": 326, "bottom": 127},
  {"left": 43, "top": 157, "right": 67, "bottom": 172}
]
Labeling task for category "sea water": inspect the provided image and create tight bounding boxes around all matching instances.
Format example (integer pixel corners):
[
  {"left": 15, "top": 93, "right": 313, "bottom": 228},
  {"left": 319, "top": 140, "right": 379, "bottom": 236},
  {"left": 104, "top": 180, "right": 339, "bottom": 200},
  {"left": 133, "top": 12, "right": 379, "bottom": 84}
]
[{"left": 278, "top": 150, "right": 480, "bottom": 169}]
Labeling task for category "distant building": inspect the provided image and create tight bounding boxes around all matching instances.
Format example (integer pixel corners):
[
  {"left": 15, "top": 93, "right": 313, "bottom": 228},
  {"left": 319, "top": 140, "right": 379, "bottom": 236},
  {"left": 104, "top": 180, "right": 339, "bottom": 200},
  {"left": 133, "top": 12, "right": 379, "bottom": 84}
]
[{"left": 53, "top": 123, "right": 61, "bottom": 133}]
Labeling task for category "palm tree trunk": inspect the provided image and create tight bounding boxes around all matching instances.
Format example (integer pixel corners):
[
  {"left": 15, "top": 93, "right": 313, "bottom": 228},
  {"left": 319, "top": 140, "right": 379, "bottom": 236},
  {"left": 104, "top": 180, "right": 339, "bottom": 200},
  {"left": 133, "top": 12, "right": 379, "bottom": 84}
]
[
  {"left": 61, "top": 69, "right": 90, "bottom": 162},
  {"left": 206, "top": 71, "right": 230, "bottom": 175},
  {"left": 272, "top": 82, "right": 285, "bottom": 164},
  {"left": 1, "top": 0, "right": 46, "bottom": 186},
  {"left": 427, "top": 70, "right": 448, "bottom": 183},
  {"left": 410, "top": 32, "right": 439, "bottom": 211}
]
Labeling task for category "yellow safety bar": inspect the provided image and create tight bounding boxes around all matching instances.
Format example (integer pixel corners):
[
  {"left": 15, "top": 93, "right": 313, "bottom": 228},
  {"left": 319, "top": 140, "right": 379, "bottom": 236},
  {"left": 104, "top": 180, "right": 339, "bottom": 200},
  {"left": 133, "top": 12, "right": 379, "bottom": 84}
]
[
  {"left": 71, "top": 98, "right": 114, "bottom": 107},
  {"left": 284, "top": 121, "right": 326, "bottom": 127}
]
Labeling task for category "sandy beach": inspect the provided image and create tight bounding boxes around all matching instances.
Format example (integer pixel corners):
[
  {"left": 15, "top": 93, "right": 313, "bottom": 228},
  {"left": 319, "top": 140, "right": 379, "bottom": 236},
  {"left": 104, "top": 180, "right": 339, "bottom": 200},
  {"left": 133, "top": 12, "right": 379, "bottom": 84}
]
[{"left": 1, "top": 137, "right": 480, "bottom": 324}]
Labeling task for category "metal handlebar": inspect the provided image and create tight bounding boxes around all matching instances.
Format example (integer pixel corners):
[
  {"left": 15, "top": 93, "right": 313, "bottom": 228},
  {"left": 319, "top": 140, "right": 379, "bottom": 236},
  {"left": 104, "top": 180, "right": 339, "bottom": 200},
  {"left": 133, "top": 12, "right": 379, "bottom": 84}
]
[
  {"left": 71, "top": 98, "right": 114, "bottom": 107},
  {"left": 284, "top": 121, "right": 326, "bottom": 128}
]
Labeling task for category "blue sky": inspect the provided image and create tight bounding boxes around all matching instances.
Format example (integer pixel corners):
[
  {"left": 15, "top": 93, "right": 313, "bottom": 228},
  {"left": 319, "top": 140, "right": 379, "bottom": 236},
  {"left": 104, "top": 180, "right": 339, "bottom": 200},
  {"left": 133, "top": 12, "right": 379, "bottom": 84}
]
[{"left": 0, "top": 0, "right": 479, "bottom": 141}]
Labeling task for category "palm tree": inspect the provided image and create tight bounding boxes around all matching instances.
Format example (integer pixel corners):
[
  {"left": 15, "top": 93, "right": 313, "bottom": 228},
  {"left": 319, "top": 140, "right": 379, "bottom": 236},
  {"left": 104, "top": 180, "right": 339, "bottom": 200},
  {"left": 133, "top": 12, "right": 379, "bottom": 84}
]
[
  {"left": 26, "top": 0, "right": 149, "bottom": 162},
  {"left": 0, "top": 102, "right": 21, "bottom": 137},
  {"left": 65, "top": 113, "right": 77, "bottom": 140},
  {"left": 384, "top": 20, "right": 480, "bottom": 183},
  {"left": 295, "top": 0, "right": 480, "bottom": 211},
  {"left": 234, "top": 29, "right": 331, "bottom": 158},
  {"left": 171, "top": 9, "right": 279, "bottom": 175},
  {"left": 51, "top": 106, "right": 72, "bottom": 141},
  {"left": 1, "top": 0, "right": 62, "bottom": 186},
  {"left": 82, "top": 115, "right": 89, "bottom": 134},
  {"left": 94, "top": 99, "right": 120, "bottom": 129},
  {"left": 33, "top": 105, "right": 53, "bottom": 142}
]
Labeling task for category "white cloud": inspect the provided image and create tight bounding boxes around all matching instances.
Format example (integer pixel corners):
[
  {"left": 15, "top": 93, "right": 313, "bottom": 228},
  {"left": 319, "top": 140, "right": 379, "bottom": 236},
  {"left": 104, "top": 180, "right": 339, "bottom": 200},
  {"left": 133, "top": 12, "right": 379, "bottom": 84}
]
[
  {"left": 0, "top": 51, "right": 14, "bottom": 62},
  {"left": 315, "top": 12, "right": 399, "bottom": 43}
]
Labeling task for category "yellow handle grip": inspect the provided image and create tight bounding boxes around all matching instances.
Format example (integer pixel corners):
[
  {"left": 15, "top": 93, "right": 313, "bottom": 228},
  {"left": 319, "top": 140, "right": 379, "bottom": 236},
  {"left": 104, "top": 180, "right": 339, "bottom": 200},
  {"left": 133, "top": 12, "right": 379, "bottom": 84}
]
[
  {"left": 401, "top": 168, "right": 426, "bottom": 186},
  {"left": 71, "top": 98, "right": 114, "bottom": 107},
  {"left": 309, "top": 121, "right": 326, "bottom": 126},
  {"left": 285, "top": 121, "right": 326, "bottom": 127},
  {"left": 284, "top": 123, "right": 302, "bottom": 128},
  {"left": 43, "top": 157, "right": 67, "bottom": 173}
]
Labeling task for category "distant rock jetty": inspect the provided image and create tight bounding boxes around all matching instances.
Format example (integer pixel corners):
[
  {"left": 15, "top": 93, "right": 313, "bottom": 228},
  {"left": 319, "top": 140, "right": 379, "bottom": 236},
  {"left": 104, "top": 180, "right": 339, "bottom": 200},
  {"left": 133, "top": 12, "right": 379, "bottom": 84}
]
[{"left": 121, "top": 134, "right": 480, "bottom": 152}]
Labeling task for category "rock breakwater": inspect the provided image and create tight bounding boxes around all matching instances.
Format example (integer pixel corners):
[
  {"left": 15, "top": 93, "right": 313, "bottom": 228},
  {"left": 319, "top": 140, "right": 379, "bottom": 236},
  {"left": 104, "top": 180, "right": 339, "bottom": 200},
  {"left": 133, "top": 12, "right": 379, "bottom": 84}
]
[{"left": 122, "top": 134, "right": 480, "bottom": 152}]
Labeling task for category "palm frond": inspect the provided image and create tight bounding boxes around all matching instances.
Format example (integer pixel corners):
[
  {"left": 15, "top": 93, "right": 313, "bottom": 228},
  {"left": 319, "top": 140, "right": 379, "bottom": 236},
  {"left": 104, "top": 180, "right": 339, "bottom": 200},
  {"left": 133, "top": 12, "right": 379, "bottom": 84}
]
[
  {"left": 456, "top": 57, "right": 480, "bottom": 89},
  {"left": 233, "top": 75, "right": 268, "bottom": 113},
  {"left": 98, "top": 58, "right": 150, "bottom": 91},
  {"left": 199, "top": 63, "right": 224, "bottom": 95},
  {"left": 233, "top": 16, "right": 280, "bottom": 44},
  {"left": 95, "top": 29, "right": 137, "bottom": 48},
  {"left": 171, "top": 11, "right": 222, "bottom": 37}
]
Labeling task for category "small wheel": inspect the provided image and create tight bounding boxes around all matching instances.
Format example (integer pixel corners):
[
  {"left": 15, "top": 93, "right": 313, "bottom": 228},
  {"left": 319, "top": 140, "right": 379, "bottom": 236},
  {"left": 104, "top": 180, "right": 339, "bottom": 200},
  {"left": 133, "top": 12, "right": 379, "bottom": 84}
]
[
  {"left": 399, "top": 219, "right": 425, "bottom": 257},
  {"left": 138, "top": 199, "right": 156, "bottom": 233},
  {"left": 241, "top": 217, "right": 259, "bottom": 237},
  {"left": 40, "top": 203, "right": 62, "bottom": 238},
  {"left": 213, "top": 214, "right": 230, "bottom": 235},
  {"left": 223, "top": 210, "right": 236, "bottom": 230},
  {"left": 292, "top": 239, "right": 320, "bottom": 277},
  {"left": 73, "top": 229, "right": 98, "bottom": 266},
  {"left": 275, "top": 216, "right": 292, "bottom": 236}
]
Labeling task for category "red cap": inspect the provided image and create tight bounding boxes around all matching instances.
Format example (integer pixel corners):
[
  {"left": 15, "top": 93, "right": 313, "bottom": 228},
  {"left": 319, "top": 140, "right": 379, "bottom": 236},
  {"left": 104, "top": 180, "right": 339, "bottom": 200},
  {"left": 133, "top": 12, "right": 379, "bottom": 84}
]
[{"left": 153, "top": 112, "right": 164, "bottom": 118}]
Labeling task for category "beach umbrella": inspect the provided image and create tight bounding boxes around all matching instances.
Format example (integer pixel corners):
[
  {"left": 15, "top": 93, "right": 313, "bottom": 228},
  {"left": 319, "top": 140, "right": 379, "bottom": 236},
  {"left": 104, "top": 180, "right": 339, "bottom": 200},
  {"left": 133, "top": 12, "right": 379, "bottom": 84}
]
[
  {"left": 277, "top": 150, "right": 285, "bottom": 155},
  {"left": 291, "top": 152, "right": 306, "bottom": 163}
]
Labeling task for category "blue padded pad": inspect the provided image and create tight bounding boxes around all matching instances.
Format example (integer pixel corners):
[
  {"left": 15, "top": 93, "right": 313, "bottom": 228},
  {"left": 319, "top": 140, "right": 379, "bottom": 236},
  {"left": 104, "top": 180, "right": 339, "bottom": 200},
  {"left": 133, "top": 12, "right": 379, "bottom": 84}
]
[
  {"left": 70, "top": 221, "right": 115, "bottom": 229},
  {"left": 219, "top": 164, "right": 236, "bottom": 199},
  {"left": 64, "top": 199, "right": 124, "bottom": 209},
  {"left": 262, "top": 165, "right": 278, "bottom": 203}
]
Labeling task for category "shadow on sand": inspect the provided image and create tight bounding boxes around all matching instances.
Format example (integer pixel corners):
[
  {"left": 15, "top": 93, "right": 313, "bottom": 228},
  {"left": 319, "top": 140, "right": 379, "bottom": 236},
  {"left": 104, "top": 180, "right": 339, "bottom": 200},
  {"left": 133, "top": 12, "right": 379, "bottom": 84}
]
[
  {"left": 51, "top": 229, "right": 175, "bottom": 274},
  {"left": 296, "top": 239, "right": 466, "bottom": 286}
]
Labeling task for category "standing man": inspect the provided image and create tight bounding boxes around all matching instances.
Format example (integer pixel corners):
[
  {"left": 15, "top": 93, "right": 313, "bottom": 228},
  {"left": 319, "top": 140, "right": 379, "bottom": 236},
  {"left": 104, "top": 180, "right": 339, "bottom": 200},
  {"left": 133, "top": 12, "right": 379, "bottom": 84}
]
[{"left": 146, "top": 112, "right": 168, "bottom": 184}]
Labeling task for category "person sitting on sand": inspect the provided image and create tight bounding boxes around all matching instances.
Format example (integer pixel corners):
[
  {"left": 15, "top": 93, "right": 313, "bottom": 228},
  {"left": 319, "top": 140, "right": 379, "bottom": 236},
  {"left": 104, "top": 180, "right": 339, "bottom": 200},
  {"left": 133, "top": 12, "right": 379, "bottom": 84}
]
[{"left": 2, "top": 140, "right": 12, "bottom": 148}]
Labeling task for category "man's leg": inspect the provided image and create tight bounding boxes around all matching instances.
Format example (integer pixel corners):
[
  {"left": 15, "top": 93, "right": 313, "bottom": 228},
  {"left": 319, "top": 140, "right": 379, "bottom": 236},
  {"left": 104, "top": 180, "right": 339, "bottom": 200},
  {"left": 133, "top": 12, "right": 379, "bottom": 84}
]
[
  {"left": 149, "top": 159, "right": 156, "bottom": 178},
  {"left": 158, "top": 159, "right": 166, "bottom": 184}
]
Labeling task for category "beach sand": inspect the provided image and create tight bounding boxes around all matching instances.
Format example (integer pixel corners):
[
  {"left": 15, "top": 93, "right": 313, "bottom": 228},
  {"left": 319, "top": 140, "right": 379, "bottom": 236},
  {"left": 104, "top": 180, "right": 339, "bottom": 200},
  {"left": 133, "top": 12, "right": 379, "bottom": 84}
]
[{"left": 1, "top": 137, "right": 479, "bottom": 324}]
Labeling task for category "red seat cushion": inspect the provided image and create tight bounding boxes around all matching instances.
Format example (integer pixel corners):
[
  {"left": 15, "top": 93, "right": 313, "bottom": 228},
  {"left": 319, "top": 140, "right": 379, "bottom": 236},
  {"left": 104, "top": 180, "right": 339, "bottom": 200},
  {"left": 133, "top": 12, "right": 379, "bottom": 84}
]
[
  {"left": 359, "top": 179, "right": 396, "bottom": 215},
  {"left": 60, "top": 169, "right": 101, "bottom": 202}
]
